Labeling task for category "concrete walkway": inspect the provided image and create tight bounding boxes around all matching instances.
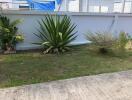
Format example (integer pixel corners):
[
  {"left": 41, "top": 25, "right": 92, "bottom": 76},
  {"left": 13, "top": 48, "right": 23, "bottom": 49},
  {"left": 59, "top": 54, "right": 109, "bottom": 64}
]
[{"left": 1, "top": 71, "right": 132, "bottom": 100}]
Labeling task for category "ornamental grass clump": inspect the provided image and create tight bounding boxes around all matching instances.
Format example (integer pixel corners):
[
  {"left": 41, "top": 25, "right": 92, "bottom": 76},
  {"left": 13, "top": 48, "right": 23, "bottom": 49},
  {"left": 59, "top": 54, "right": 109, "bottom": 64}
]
[
  {"left": 86, "top": 31, "right": 117, "bottom": 54},
  {"left": 34, "top": 15, "right": 77, "bottom": 54}
]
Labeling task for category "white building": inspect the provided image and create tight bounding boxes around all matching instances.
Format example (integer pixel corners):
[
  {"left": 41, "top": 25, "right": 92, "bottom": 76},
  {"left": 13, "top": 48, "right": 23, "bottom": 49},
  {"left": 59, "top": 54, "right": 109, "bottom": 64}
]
[
  {"left": 59, "top": 0, "right": 132, "bottom": 13},
  {"left": 12, "top": 0, "right": 55, "bottom": 10},
  {"left": 0, "top": 0, "right": 132, "bottom": 13},
  {"left": 0, "top": 0, "right": 13, "bottom": 9},
  {"left": 0, "top": 0, "right": 55, "bottom": 10}
]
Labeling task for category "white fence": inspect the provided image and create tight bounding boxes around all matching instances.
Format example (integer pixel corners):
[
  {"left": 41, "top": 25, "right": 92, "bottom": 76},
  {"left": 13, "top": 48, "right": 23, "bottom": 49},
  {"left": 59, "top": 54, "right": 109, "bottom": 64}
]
[{"left": 1, "top": 10, "right": 132, "bottom": 50}]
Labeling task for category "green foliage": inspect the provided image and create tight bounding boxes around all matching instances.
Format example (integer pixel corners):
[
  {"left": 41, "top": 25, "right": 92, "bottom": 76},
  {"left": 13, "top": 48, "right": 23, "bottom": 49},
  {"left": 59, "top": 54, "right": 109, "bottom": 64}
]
[
  {"left": 34, "top": 15, "right": 77, "bottom": 54},
  {"left": 117, "top": 32, "right": 128, "bottom": 50},
  {"left": 13, "top": 34, "right": 24, "bottom": 43},
  {"left": 86, "top": 31, "right": 116, "bottom": 54},
  {"left": 0, "top": 15, "right": 22, "bottom": 50}
]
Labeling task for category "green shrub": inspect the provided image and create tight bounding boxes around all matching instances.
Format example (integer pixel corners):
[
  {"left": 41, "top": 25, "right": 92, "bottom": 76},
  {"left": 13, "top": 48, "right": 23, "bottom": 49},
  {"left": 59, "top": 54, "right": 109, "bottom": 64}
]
[
  {"left": 86, "top": 31, "right": 116, "bottom": 54},
  {"left": 0, "top": 15, "right": 22, "bottom": 51},
  {"left": 34, "top": 15, "right": 77, "bottom": 54},
  {"left": 116, "top": 32, "right": 128, "bottom": 50}
]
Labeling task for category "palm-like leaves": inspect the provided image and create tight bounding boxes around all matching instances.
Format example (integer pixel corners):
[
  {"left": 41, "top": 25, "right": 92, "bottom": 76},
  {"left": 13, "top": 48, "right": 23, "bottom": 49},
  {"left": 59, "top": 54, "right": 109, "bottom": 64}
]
[
  {"left": 0, "top": 15, "right": 21, "bottom": 50},
  {"left": 34, "top": 15, "right": 77, "bottom": 54}
]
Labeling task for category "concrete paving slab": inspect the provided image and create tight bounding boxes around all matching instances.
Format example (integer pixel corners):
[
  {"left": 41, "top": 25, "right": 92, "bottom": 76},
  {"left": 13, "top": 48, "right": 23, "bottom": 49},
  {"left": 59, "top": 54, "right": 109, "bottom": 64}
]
[{"left": 0, "top": 70, "right": 132, "bottom": 100}]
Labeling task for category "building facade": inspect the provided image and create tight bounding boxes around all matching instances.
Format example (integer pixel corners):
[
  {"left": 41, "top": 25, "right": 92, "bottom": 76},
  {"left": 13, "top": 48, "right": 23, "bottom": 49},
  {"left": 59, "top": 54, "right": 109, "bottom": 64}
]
[
  {"left": 59, "top": 0, "right": 132, "bottom": 13},
  {"left": 0, "top": 0, "right": 132, "bottom": 13},
  {"left": 0, "top": 0, "right": 13, "bottom": 9}
]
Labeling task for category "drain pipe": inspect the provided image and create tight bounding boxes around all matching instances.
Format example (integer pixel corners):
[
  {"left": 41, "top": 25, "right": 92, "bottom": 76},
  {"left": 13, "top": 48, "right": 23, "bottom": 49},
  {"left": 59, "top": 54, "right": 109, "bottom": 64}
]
[
  {"left": 109, "top": 14, "right": 119, "bottom": 34},
  {"left": 0, "top": 4, "right": 3, "bottom": 14}
]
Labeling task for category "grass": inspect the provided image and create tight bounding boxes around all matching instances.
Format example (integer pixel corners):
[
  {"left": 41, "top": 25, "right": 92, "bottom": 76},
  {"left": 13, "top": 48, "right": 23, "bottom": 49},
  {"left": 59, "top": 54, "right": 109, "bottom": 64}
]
[{"left": 0, "top": 45, "right": 132, "bottom": 88}]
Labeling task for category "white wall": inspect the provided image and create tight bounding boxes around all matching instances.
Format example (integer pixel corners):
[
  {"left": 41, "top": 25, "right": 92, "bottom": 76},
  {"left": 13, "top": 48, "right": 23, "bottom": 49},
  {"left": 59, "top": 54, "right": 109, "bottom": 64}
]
[{"left": 1, "top": 10, "right": 132, "bottom": 50}]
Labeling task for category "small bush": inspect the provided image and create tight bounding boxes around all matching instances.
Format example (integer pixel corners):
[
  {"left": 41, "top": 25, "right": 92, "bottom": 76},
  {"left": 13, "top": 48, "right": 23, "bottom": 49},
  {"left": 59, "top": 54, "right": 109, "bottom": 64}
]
[
  {"left": 124, "top": 33, "right": 132, "bottom": 50},
  {"left": 125, "top": 41, "right": 132, "bottom": 50},
  {"left": 116, "top": 32, "right": 128, "bottom": 50},
  {"left": 34, "top": 15, "right": 77, "bottom": 54},
  {"left": 86, "top": 31, "right": 116, "bottom": 54}
]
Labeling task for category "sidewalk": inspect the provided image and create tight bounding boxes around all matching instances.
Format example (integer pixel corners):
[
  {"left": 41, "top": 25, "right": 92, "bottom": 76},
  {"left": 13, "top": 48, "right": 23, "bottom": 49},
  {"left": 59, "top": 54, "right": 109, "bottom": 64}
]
[{"left": 0, "top": 70, "right": 132, "bottom": 100}]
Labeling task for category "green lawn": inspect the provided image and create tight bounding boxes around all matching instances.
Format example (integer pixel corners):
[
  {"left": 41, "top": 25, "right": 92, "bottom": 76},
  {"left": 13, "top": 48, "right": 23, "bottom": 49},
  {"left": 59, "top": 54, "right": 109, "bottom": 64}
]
[{"left": 0, "top": 45, "right": 132, "bottom": 88}]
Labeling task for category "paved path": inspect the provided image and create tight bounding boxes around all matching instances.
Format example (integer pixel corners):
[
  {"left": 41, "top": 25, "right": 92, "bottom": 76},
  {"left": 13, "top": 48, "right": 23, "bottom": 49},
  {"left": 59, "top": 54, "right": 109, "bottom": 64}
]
[{"left": 1, "top": 71, "right": 132, "bottom": 100}]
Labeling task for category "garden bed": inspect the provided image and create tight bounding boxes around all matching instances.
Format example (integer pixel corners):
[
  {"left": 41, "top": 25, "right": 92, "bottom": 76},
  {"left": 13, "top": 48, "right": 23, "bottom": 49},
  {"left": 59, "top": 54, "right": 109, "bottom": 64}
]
[{"left": 0, "top": 45, "right": 132, "bottom": 88}]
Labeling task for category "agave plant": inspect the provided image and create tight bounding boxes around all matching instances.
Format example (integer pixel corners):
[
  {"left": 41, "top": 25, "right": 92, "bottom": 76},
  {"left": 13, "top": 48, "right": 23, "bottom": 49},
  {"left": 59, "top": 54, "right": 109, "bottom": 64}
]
[
  {"left": 0, "top": 15, "right": 21, "bottom": 51},
  {"left": 34, "top": 15, "right": 77, "bottom": 54}
]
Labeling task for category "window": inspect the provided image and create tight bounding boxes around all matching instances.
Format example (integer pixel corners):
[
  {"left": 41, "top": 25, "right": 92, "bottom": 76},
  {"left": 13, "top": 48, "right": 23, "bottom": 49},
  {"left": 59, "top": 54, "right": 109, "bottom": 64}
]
[
  {"left": 114, "top": 2, "right": 122, "bottom": 12},
  {"left": 124, "top": 2, "right": 131, "bottom": 13},
  {"left": 68, "top": 0, "right": 79, "bottom": 12},
  {"left": 101, "top": 6, "right": 108, "bottom": 13},
  {"left": 19, "top": 5, "right": 29, "bottom": 9},
  {"left": 19, "top": 3, "right": 29, "bottom": 10},
  {"left": 89, "top": 6, "right": 99, "bottom": 12}
]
